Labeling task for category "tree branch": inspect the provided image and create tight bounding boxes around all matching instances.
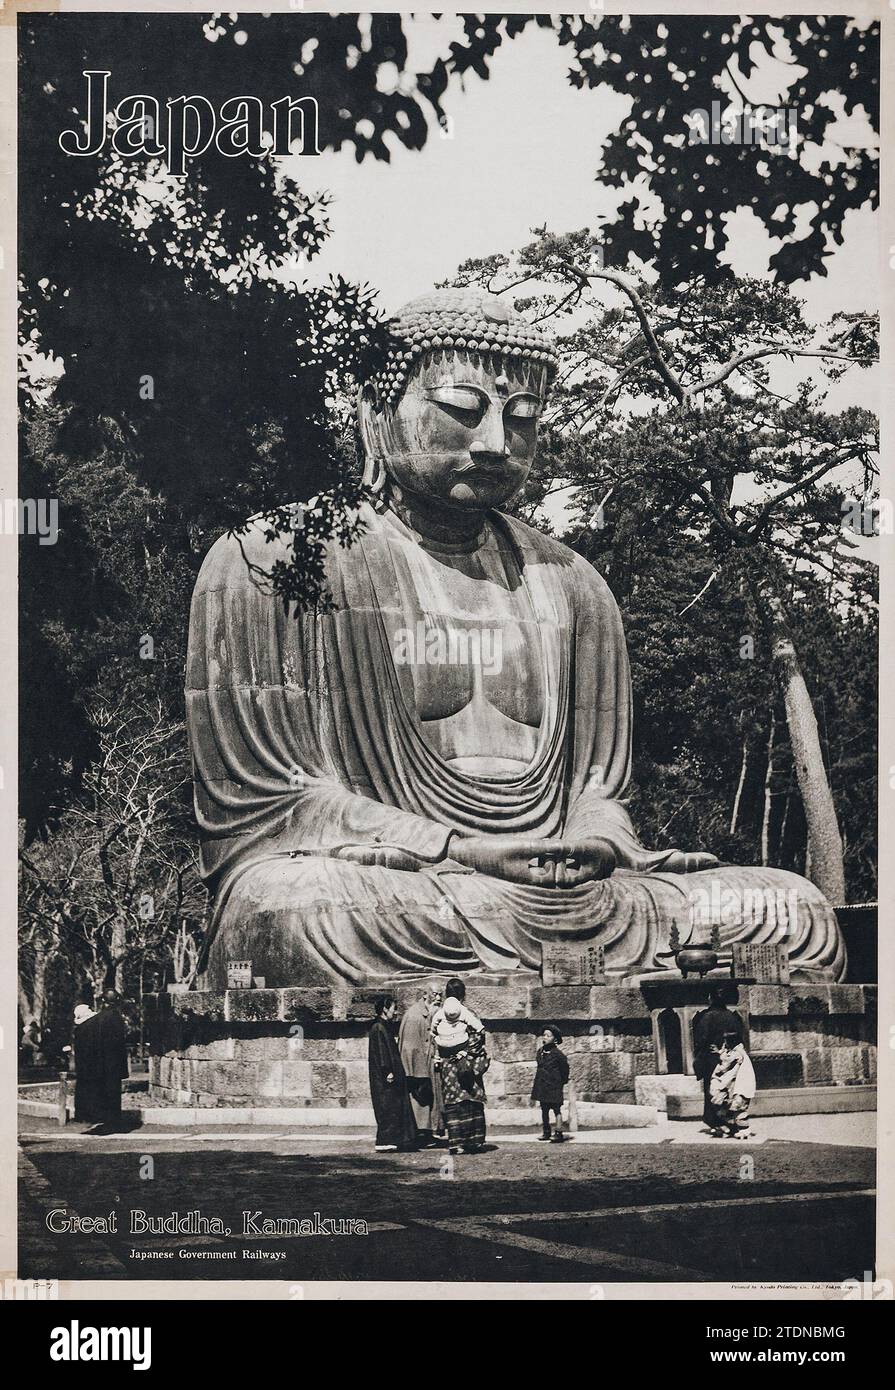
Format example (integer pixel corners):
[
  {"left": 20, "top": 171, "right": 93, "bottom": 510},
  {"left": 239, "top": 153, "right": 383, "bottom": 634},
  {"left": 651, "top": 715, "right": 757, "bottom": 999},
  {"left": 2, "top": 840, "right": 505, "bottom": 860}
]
[{"left": 560, "top": 260, "right": 688, "bottom": 404}]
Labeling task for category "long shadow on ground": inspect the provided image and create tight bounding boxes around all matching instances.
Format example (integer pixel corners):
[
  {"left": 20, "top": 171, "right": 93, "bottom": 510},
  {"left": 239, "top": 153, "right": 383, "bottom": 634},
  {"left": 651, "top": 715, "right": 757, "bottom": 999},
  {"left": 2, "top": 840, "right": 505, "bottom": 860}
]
[{"left": 19, "top": 1139, "right": 875, "bottom": 1283}]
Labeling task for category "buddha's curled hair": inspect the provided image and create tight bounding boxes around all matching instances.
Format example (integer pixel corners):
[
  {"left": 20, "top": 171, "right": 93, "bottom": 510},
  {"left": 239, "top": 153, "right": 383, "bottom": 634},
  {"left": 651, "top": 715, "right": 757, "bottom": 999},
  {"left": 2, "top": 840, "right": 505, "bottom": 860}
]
[{"left": 361, "top": 286, "right": 560, "bottom": 415}]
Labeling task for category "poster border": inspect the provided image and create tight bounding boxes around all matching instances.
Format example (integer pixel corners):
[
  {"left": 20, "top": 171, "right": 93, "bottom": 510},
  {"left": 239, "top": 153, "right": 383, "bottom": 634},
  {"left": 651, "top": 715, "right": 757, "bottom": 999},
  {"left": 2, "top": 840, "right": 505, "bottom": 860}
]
[{"left": 1, "top": 0, "right": 889, "bottom": 1302}]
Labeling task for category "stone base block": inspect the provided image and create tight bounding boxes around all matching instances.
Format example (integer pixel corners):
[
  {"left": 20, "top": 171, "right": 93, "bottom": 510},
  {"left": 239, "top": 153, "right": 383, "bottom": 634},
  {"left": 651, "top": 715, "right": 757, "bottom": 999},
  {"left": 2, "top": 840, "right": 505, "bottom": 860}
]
[
  {"left": 575, "top": 1102, "right": 659, "bottom": 1129},
  {"left": 634, "top": 1074, "right": 701, "bottom": 1112},
  {"left": 144, "top": 979, "right": 876, "bottom": 1119},
  {"left": 667, "top": 1084, "right": 877, "bottom": 1120}
]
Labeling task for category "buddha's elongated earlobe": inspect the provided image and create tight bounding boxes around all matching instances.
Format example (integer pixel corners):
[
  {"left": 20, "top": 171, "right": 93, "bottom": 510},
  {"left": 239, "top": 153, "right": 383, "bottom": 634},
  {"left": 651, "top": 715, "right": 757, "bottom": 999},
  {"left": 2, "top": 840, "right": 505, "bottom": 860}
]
[
  {"left": 358, "top": 384, "right": 387, "bottom": 492},
  {"left": 366, "top": 456, "right": 388, "bottom": 496}
]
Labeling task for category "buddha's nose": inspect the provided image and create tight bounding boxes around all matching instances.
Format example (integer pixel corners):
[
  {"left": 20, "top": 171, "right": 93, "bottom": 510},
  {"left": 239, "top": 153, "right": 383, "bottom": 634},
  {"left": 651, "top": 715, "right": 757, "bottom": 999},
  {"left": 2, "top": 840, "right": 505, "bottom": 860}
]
[{"left": 469, "top": 411, "right": 508, "bottom": 464}]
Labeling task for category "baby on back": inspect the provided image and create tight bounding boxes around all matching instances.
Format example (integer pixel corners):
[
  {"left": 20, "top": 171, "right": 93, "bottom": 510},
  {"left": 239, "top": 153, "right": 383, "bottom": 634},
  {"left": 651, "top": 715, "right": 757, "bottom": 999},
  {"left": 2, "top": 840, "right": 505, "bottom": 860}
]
[{"left": 430, "top": 996, "right": 482, "bottom": 1054}]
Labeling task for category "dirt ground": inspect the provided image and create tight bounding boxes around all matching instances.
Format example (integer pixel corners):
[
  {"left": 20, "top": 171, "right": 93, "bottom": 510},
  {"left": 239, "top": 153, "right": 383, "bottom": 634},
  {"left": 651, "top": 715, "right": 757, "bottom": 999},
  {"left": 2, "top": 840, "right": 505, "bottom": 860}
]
[{"left": 18, "top": 1116, "right": 875, "bottom": 1285}]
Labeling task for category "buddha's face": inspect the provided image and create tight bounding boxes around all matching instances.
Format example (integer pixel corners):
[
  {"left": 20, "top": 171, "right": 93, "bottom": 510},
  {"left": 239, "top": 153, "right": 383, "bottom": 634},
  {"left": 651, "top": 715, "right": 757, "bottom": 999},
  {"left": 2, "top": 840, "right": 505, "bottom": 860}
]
[{"left": 362, "top": 351, "right": 546, "bottom": 512}]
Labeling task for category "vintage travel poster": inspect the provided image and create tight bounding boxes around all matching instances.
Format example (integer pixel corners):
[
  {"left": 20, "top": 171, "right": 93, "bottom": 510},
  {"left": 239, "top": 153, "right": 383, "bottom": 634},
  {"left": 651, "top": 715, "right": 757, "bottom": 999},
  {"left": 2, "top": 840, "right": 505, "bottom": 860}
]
[{"left": 0, "top": 0, "right": 891, "bottom": 1354}]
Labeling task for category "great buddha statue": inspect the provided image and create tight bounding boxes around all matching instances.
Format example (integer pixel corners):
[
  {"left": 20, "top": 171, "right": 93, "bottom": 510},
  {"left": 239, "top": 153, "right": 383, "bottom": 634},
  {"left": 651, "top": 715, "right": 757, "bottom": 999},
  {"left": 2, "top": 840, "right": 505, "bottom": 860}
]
[{"left": 186, "top": 288, "right": 845, "bottom": 987}]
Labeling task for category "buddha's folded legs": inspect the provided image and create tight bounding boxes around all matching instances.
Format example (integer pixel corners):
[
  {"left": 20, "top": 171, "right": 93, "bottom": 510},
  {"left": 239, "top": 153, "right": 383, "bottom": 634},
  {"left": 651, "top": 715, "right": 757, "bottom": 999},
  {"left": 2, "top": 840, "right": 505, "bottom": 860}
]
[
  {"left": 202, "top": 854, "right": 846, "bottom": 989},
  {"left": 203, "top": 854, "right": 483, "bottom": 988},
  {"left": 433, "top": 863, "right": 845, "bottom": 981}
]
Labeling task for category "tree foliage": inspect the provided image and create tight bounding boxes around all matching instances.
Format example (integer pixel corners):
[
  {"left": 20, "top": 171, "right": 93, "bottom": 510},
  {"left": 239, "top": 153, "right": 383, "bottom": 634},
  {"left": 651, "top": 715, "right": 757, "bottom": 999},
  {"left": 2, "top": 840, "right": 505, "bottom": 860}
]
[{"left": 445, "top": 13, "right": 879, "bottom": 283}]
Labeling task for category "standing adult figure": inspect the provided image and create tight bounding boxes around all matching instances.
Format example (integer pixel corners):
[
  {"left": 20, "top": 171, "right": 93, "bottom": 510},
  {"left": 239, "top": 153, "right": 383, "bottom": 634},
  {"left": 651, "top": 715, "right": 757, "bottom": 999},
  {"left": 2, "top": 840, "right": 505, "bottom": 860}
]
[
  {"left": 368, "top": 996, "right": 418, "bottom": 1153},
  {"left": 693, "top": 983, "right": 745, "bottom": 1132},
  {"left": 90, "top": 990, "right": 130, "bottom": 1131},
  {"left": 438, "top": 978, "right": 489, "bottom": 1154},
  {"left": 428, "top": 982, "right": 446, "bottom": 1138},
  {"left": 398, "top": 981, "right": 441, "bottom": 1145},
  {"left": 19, "top": 1019, "right": 45, "bottom": 1070},
  {"left": 71, "top": 1002, "right": 100, "bottom": 1122}
]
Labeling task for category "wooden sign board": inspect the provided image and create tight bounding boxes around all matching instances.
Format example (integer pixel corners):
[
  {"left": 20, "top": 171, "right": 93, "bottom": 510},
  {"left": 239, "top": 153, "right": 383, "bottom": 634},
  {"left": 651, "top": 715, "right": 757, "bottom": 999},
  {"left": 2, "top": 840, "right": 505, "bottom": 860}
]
[
  {"left": 226, "top": 959, "right": 253, "bottom": 990},
  {"left": 731, "top": 942, "right": 790, "bottom": 984},
  {"left": 541, "top": 941, "right": 607, "bottom": 986}
]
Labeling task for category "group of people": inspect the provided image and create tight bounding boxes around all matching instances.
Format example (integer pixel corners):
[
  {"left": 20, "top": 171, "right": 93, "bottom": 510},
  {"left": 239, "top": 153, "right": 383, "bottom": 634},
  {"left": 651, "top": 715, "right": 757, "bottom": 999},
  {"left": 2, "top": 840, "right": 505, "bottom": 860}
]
[
  {"left": 367, "top": 979, "right": 487, "bottom": 1154},
  {"left": 367, "top": 978, "right": 573, "bottom": 1153},
  {"left": 370, "top": 978, "right": 757, "bottom": 1149},
  {"left": 54, "top": 979, "right": 754, "bottom": 1144},
  {"left": 19, "top": 991, "right": 131, "bottom": 1132},
  {"left": 19, "top": 1019, "right": 46, "bottom": 1070}
]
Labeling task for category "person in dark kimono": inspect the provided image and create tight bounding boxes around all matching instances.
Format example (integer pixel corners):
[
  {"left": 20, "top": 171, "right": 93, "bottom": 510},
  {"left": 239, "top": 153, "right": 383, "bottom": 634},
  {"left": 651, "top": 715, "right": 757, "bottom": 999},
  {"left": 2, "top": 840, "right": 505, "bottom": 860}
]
[
  {"left": 693, "top": 983, "right": 745, "bottom": 1134},
  {"left": 75, "top": 992, "right": 130, "bottom": 1131},
  {"left": 71, "top": 1003, "right": 100, "bottom": 1122},
  {"left": 368, "top": 996, "right": 418, "bottom": 1152},
  {"left": 531, "top": 1025, "right": 570, "bottom": 1142}
]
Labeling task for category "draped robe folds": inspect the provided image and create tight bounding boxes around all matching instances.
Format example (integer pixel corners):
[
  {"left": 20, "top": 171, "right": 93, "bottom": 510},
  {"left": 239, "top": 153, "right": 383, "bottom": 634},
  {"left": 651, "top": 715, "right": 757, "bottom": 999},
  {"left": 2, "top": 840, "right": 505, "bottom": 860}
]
[
  {"left": 398, "top": 999, "right": 435, "bottom": 1128},
  {"left": 186, "top": 502, "right": 845, "bottom": 987}
]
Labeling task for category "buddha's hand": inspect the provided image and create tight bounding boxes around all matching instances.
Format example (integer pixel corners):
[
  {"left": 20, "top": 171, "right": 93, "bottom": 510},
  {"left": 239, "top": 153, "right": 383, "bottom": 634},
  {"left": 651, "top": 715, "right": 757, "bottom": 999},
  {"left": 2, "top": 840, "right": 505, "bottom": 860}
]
[
  {"left": 334, "top": 844, "right": 424, "bottom": 871},
  {"left": 449, "top": 834, "right": 616, "bottom": 887},
  {"left": 654, "top": 850, "right": 720, "bottom": 874}
]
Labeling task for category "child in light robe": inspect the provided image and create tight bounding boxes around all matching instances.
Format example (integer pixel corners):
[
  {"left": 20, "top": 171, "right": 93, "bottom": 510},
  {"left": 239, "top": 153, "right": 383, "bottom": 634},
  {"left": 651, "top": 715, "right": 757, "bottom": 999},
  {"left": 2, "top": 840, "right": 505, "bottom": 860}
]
[{"left": 708, "top": 1040, "right": 756, "bottom": 1138}]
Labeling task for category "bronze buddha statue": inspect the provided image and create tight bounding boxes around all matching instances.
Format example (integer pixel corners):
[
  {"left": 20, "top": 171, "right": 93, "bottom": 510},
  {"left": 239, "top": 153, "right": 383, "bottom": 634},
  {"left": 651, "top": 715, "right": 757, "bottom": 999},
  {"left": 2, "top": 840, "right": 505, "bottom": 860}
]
[{"left": 186, "top": 288, "right": 845, "bottom": 986}]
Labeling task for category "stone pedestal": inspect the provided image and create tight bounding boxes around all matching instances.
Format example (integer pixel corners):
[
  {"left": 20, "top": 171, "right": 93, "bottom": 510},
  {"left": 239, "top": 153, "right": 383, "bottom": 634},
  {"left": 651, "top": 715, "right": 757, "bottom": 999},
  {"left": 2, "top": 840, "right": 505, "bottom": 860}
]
[{"left": 144, "top": 977, "right": 876, "bottom": 1122}]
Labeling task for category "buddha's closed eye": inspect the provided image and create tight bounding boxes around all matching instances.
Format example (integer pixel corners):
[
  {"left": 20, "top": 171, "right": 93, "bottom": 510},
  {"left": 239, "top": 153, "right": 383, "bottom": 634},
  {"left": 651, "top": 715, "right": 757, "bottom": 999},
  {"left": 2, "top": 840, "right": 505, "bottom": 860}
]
[
  {"left": 428, "top": 385, "right": 485, "bottom": 415},
  {"left": 505, "top": 395, "right": 539, "bottom": 421},
  {"left": 427, "top": 384, "right": 540, "bottom": 423}
]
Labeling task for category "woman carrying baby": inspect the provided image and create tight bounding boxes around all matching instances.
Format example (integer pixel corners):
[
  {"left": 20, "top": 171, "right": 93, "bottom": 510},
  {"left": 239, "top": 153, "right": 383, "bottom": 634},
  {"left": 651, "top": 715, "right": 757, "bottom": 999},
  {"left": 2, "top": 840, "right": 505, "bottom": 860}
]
[{"left": 433, "top": 979, "right": 490, "bottom": 1155}]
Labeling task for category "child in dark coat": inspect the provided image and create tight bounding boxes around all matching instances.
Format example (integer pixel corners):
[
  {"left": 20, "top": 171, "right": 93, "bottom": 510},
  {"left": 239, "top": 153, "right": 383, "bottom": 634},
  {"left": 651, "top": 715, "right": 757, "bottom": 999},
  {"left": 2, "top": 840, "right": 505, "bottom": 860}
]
[{"left": 531, "top": 1025, "right": 570, "bottom": 1142}]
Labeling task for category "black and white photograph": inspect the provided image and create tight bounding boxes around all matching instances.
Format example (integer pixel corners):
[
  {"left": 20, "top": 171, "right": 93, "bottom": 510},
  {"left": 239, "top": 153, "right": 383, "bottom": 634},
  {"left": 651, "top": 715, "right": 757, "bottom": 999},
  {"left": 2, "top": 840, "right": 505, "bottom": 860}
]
[{"left": 4, "top": 1, "right": 890, "bottom": 1328}]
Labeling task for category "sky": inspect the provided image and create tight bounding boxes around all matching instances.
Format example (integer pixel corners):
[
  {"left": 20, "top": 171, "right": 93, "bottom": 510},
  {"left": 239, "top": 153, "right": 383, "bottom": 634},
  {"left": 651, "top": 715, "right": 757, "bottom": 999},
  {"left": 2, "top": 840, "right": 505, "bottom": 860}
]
[
  {"left": 284, "top": 18, "right": 878, "bottom": 336},
  {"left": 277, "top": 18, "right": 879, "bottom": 539}
]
